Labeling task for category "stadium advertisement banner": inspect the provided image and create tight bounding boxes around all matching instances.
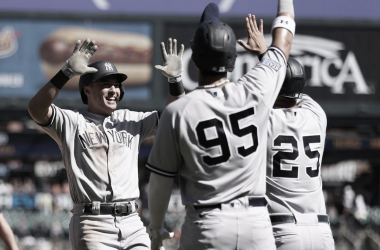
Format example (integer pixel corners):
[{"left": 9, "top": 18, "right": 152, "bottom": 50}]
[
  {"left": 0, "top": 0, "right": 379, "bottom": 20},
  {"left": 166, "top": 23, "right": 380, "bottom": 116},
  {"left": 0, "top": 20, "right": 153, "bottom": 101}
]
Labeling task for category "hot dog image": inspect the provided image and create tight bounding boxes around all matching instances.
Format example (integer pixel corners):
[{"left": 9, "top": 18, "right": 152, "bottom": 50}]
[{"left": 39, "top": 27, "right": 153, "bottom": 89}]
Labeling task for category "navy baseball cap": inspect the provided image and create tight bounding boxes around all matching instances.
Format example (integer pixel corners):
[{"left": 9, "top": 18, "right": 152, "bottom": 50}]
[
  {"left": 79, "top": 60, "right": 127, "bottom": 87},
  {"left": 79, "top": 60, "right": 127, "bottom": 104}
]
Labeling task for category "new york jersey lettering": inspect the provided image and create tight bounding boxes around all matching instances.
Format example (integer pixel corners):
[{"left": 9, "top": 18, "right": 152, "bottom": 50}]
[
  {"left": 107, "top": 130, "right": 134, "bottom": 148},
  {"left": 78, "top": 130, "right": 134, "bottom": 149},
  {"left": 78, "top": 131, "right": 108, "bottom": 149}
]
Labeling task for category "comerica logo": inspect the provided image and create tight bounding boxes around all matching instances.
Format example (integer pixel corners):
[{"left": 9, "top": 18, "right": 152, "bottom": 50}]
[
  {"left": 182, "top": 34, "right": 372, "bottom": 95},
  {"left": 281, "top": 34, "right": 370, "bottom": 94}
]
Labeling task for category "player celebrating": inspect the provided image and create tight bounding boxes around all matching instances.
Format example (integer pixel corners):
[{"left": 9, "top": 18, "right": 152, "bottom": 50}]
[
  {"left": 145, "top": 1, "right": 295, "bottom": 249},
  {"left": 28, "top": 37, "right": 185, "bottom": 250},
  {"left": 266, "top": 58, "right": 335, "bottom": 249}
]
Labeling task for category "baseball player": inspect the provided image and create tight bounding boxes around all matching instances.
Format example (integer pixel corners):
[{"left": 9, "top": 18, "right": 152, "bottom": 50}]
[
  {"left": 265, "top": 58, "right": 335, "bottom": 249},
  {"left": 27, "top": 37, "right": 185, "bottom": 250},
  {"left": 145, "top": 1, "right": 296, "bottom": 249}
]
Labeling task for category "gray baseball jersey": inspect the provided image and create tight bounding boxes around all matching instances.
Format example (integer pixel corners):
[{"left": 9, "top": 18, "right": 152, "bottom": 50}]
[
  {"left": 266, "top": 94, "right": 327, "bottom": 215},
  {"left": 147, "top": 47, "right": 287, "bottom": 206},
  {"left": 40, "top": 105, "right": 159, "bottom": 203}
]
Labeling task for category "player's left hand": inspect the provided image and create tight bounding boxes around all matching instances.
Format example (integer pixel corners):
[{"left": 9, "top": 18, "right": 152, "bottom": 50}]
[
  {"left": 238, "top": 14, "right": 267, "bottom": 57},
  {"left": 147, "top": 226, "right": 174, "bottom": 250},
  {"left": 61, "top": 38, "right": 98, "bottom": 79},
  {"left": 155, "top": 38, "right": 184, "bottom": 82}
]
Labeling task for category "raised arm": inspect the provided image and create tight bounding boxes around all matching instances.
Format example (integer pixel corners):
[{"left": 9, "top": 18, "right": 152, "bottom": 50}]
[
  {"left": 28, "top": 39, "right": 98, "bottom": 125},
  {"left": 155, "top": 38, "right": 186, "bottom": 106},
  {"left": 271, "top": 0, "right": 295, "bottom": 59},
  {"left": 237, "top": 0, "right": 294, "bottom": 60}
]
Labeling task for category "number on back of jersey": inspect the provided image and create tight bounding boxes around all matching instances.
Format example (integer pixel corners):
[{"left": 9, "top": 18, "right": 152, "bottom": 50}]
[
  {"left": 272, "top": 135, "right": 321, "bottom": 178},
  {"left": 195, "top": 107, "right": 258, "bottom": 166}
]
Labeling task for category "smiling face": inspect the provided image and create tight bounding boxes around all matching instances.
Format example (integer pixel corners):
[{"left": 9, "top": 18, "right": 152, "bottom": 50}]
[{"left": 84, "top": 75, "right": 121, "bottom": 116}]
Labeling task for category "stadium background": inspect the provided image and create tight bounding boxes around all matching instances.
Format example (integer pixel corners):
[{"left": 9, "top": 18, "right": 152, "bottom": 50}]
[{"left": 0, "top": 0, "right": 380, "bottom": 249}]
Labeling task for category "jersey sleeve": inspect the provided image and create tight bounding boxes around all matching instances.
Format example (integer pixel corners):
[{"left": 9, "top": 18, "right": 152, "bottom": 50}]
[
  {"left": 297, "top": 94, "right": 327, "bottom": 129},
  {"left": 236, "top": 47, "right": 287, "bottom": 109},
  {"left": 146, "top": 106, "right": 181, "bottom": 178},
  {"left": 38, "top": 105, "right": 78, "bottom": 147},
  {"left": 139, "top": 111, "right": 159, "bottom": 141}
]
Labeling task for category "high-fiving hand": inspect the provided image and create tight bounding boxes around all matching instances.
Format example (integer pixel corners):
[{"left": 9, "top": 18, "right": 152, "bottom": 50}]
[
  {"left": 155, "top": 38, "right": 184, "bottom": 82},
  {"left": 238, "top": 14, "right": 267, "bottom": 57},
  {"left": 61, "top": 38, "right": 98, "bottom": 79}
]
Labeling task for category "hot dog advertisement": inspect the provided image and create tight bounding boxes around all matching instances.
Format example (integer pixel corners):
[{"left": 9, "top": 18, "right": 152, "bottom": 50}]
[
  {"left": 0, "top": 20, "right": 153, "bottom": 101},
  {"left": 39, "top": 27, "right": 153, "bottom": 89}
]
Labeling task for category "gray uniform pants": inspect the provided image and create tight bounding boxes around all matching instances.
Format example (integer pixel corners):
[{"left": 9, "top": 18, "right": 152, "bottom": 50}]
[
  {"left": 272, "top": 214, "right": 335, "bottom": 250},
  {"left": 70, "top": 203, "right": 150, "bottom": 250},
  {"left": 180, "top": 197, "right": 276, "bottom": 250}
]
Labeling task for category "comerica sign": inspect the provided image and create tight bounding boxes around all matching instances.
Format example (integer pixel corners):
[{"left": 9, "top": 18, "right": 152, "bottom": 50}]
[
  {"left": 182, "top": 34, "right": 371, "bottom": 95},
  {"left": 287, "top": 35, "right": 370, "bottom": 95}
]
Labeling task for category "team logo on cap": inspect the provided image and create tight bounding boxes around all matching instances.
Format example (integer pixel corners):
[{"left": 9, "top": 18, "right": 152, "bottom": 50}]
[{"left": 105, "top": 63, "right": 113, "bottom": 71}]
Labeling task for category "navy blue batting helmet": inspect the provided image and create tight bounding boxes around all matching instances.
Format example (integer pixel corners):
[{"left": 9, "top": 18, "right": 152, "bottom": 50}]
[
  {"left": 280, "top": 57, "right": 306, "bottom": 99},
  {"left": 190, "top": 3, "right": 237, "bottom": 73}
]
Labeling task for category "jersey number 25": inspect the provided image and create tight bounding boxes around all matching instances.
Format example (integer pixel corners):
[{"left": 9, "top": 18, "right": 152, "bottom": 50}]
[
  {"left": 195, "top": 107, "right": 258, "bottom": 166},
  {"left": 272, "top": 135, "right": 321, "bottom": 178}
]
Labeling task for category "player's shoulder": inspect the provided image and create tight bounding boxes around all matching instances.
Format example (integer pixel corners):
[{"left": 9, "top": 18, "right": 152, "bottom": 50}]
[
  {"left": 163, "top": 98, "right": 188, "bottom": 117},
  {"left": 269, "top": 108, "right": 294, "bottom": 122},
  {"left": 269, "top": 108, "right": 311, "bottom": 130},
  {"left": 53, "top": 105, "right": 83, "bottom": 121},
  {"left": 298, "top": 95, "right": 327, "bottom": 121},
  {"left": 112, "top": 108, "right": 132, "bottom": 117},
  {"left": 53, "top": 104, "right": 78, "bottom": 114},
  {"left": 166, "top": 90, "right": 204, "bottom": 112},
  {"left": 296, "top": 107, "right": 327, "bottom": 131},
  {"left": 113, "top": 108, "right": 155, "bottom": 116},
  {"left": 224, "top": 80, "right": 244, "bottom": 92},
  {"left": 113, "top": 108, "right": 158, "bottom": 121},
  {"left": 160, "top": 91, "right": 207, "bottom": 124},
  {"left": 261, "top": 46, "right": 287, "bottom": 68}
]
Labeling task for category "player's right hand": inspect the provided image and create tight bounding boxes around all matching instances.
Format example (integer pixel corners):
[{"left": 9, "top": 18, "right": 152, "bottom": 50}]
[
  {"left": 147, "top": 226, "right": 174, "bottom": 250},
  {"left": 238, "top": 14, "right": 267, "bottom": 57},
  {"left": 60, "top": 38, "right": 98, "bottom": 79},
  {"left": 155, "top": 37, "right": 184, "bottom": 82}
]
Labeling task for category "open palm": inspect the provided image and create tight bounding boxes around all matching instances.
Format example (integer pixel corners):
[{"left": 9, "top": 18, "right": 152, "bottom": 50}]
[{"left": 238, "top": 14, "right": 267, "bottom": 57}]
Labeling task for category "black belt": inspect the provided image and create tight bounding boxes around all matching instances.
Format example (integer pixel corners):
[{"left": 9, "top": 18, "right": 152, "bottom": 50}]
[
  {"left": 193, "top": 197, "right": 267, "bottom": 210},
  {"left": 83, "top": 202, "right": 138, "bottom": 216},
  {"left": 270, "top": 215, "right": 329, "bottom": 224}
]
